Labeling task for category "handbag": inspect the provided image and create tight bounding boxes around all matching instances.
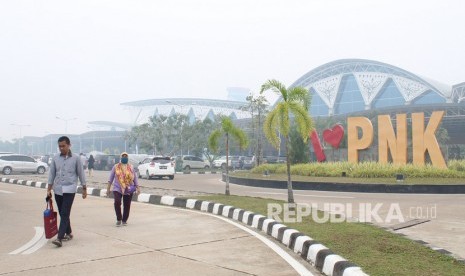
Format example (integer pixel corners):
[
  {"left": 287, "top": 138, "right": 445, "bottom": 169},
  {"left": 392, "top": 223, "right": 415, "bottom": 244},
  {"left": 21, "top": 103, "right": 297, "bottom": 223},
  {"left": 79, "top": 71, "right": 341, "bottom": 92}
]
[{"left": 43, "top": 197, "right": 58, "bottom": 239}]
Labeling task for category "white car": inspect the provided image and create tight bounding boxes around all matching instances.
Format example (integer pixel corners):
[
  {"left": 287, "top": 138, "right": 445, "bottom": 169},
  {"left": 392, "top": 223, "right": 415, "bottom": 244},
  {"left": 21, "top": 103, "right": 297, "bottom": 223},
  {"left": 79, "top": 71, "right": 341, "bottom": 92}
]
[
  {"left": 0, "top": 154, "right": 48, "bottom": 175},
  {"left": 213, "top": 156, "right": 232, "bottom": 169},
  {"left": 137, "top": 156, "right": 175, "bottom": 180}
]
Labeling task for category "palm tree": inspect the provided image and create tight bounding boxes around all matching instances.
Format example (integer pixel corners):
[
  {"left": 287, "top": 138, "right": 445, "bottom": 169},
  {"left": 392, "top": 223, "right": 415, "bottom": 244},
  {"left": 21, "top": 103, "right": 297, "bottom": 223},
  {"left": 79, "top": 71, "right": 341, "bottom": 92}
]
[
  {"left": 260, "top": 79, "right": 314, "bottom": 203},
  {"left": 208, "top": 117, "right": 248, "bottom": 195}
]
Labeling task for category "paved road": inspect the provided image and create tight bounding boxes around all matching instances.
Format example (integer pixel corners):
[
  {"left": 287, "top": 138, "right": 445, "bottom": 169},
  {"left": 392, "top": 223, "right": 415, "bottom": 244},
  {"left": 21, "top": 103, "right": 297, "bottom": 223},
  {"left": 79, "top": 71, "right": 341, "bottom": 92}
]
[
  {"left": 0, "top": 182, "right": 318, "bottom": 276},
  {"left": 9, "top": 170, "right": 465, "bottom": 259}
]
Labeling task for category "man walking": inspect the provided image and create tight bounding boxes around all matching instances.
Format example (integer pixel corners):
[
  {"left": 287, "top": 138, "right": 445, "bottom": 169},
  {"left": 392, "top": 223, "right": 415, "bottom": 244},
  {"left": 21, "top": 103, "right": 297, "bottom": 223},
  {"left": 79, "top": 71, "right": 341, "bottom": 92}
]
[{"left": 47, "top": 136, "right": 87, "bottom": 247}]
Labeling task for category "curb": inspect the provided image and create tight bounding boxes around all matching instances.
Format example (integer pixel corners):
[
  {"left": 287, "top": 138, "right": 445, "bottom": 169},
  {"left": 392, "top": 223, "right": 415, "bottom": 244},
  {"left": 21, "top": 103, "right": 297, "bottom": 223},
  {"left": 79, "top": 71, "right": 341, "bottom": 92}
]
[
  {"left": 175, "top": 171, "right": 220, "bottom": 175},
  {"left": 1, "top": 177, "right": 368, "bottom": 276},
  {"left": 226, "top": 175, "right": 465, "bottom": 194}
]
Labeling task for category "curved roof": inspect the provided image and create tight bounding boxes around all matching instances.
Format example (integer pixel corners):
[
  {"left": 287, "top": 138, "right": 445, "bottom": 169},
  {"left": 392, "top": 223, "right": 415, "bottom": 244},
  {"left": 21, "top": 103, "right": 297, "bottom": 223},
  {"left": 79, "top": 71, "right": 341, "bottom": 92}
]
[
  {"left": 88, "top": 121, "right": 131, "bottom": 130},
  {"left": 120, "top": 98, "right": 251, "bottom": 123},
  {"left": 121, "top": 98, "right": 247, "bottom": 109},
  {"left": 290, "top": 59, "right": 452, "bottom": 107}
]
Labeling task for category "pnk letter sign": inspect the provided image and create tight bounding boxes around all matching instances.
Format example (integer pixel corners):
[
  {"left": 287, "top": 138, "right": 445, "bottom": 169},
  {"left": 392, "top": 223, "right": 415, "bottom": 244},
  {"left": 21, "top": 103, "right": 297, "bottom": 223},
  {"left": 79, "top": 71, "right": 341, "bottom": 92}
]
[{"left": 347, "top": 111, "right": 447, "bottom": 169}]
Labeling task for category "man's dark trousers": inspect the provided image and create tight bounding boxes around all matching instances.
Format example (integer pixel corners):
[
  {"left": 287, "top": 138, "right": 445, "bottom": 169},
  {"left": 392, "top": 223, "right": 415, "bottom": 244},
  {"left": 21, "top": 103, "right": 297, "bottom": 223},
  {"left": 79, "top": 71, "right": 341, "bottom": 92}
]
[{"left": 54, "top": 193, "right": 76, "bottom": 240}]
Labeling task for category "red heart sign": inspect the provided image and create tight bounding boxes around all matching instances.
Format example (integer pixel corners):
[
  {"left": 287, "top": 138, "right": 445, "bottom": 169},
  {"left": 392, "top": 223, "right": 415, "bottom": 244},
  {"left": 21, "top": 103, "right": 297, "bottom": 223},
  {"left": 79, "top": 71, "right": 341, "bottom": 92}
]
[{"left": 323, "top": 124, "right": 344, "bottom": 149}]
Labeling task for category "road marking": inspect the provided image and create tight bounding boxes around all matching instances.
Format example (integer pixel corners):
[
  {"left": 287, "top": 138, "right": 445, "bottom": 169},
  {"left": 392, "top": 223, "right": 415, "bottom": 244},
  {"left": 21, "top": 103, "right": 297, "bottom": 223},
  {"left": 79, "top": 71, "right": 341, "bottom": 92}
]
[
  {"left": 148, "top": 203, "right": 314, "bottom": 276},
  {"left": 251, "top": 191, "right": 354, "bottom": 199},
  {"left": 0, "top": 189, "right": 14, "bottom": 194},
  {"left": 9, "top": 227, "right": 46, "bottom": 255}
]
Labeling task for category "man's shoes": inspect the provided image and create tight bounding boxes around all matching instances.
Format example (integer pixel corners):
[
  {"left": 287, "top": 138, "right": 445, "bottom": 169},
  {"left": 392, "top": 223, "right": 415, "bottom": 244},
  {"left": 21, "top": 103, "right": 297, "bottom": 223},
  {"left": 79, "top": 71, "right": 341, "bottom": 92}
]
[
  {"left": 63, "top": 233, "right": 73, "bottom": 241},
  {"left": 122, "top": 221, "right": 128, "bottom": 226},
  {"left": 116, "top": 221, "right": 122, "bottom": 227},
  {"left": 52, "top": 239, "right": 62, "bottom": 247}
]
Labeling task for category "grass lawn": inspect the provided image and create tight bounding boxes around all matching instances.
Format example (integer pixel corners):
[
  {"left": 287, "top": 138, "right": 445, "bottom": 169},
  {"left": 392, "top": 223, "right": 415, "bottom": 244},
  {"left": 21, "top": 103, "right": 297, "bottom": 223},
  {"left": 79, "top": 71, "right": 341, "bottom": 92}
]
[
  {"left": 195, "top": 194, "right": 465, "bottom": 276},
  {"left": 230, "top": 171, "right": 465, "bottom": 185}
]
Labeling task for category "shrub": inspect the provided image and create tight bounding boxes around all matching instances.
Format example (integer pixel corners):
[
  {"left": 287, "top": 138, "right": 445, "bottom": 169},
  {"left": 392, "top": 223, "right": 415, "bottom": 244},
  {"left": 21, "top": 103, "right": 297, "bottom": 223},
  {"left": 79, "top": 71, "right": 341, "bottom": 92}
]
[{"left": 251, "top": 161, "right": 465, "bottom": 178}]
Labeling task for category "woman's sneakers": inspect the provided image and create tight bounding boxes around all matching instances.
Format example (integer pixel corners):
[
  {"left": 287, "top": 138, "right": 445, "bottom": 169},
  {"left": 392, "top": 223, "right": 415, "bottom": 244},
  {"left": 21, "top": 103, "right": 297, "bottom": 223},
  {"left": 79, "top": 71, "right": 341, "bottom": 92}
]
[{"left": 116, "top": 221, "right": 128, "bottom": 227}]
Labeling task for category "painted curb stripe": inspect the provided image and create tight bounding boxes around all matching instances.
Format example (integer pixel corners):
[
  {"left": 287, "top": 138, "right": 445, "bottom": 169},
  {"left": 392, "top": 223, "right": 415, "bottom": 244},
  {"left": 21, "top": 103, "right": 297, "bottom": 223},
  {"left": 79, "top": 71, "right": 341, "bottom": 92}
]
[
  {"left": 161, "top": 195, "right": 175, "bottom": 206},
  {"left": 221, "top": 205, "right": 233, "bottom": 217},
  {"left": 277, "top": 226, "right": 290, "bottom": 242},
  {"left": 302, "top": 240, "right": 319, "bottom": 259},
  {"left": 289, "top": 232, "right": 305, "bottom": 250},
  {"left": 271, "top": 224, "right": 286, "bottom": 239},
  {"left": 316, "top": 249, "right": 334, "bottom": 270},
  {"left": 137, "top": 193, "right": 151, "bottom": 202},
  {"left": 282, "top": 229, "right": 299, "bottom": 246},
  {"left": 241, "top": 211, "right": 253, "bottom": 224},
  {"left": 308, "top": 244, "right": 329, "bottom": 264},
  {"left": 186, "top": 199, "right": 197, "bottom": 209},
  {"left": 333, "top": 261, "right": 359, "bottom": 276},
  {"left": 342, "top": 266, "right": 369, "bottom": 276},
  {"left": 251, "top": 215, "right": 265, "bottom": 228}
]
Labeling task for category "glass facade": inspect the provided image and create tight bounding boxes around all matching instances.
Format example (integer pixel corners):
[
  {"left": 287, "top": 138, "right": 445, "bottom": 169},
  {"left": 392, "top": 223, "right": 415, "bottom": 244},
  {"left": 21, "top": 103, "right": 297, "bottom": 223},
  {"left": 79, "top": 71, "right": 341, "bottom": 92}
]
[
  {"left": 334, "top": 75, "right": 365, "bottom": 115},
  {"left": 372, "top": 79, "right": 405, "bottom": 109},
  {"left": 309, "top": 88, "right": 329, "bottom": 117},
  {"left": 412, "top": 90, "right": 446, "bottom": 105}
]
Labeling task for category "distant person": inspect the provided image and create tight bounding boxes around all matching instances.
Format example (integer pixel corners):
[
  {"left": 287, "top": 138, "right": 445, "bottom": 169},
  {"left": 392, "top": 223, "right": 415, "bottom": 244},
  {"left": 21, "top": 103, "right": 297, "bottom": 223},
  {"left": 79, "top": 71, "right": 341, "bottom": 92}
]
[
  {"left": 106, "top": 152, "right": 140, "bottom": 226},
  {"left": 87, "top": 154, "right": 95, "bottom": 177},
  {"left": 47, "top": 136, "right": 87, "bottom": 247},
  {"left": 80, "top": 153, "right": 87, "bottom": 170}
]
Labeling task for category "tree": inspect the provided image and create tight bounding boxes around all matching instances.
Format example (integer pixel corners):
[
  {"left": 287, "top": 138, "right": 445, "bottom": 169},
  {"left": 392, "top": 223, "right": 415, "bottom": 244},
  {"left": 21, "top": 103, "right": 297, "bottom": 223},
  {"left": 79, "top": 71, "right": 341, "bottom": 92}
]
[
  {"left": 208, "top": 117, "right": 248, "bottom": 195},
  {"left": 244, "top": 94, "right": 269, "bottom": 166},
  {"left": 289, "top": 127, "right": 310, "bottom": 163},
  {"left": 260, "top": 79, "right": 314, "bottom": 203}
]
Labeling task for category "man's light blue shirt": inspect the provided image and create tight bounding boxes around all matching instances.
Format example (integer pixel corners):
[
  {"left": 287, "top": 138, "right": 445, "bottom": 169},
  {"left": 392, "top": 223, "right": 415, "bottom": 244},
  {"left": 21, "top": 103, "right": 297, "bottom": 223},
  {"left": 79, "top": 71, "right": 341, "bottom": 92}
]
[{"left": 48, "top": 151, "right": 86, "bottom": 195}]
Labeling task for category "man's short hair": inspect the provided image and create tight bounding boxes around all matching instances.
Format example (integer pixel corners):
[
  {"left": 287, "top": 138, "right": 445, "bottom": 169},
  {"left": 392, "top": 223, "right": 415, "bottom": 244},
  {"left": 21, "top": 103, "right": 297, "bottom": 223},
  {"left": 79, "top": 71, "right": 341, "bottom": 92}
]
[{"left": 58, "top": 136, "right": 71, "bottom": 145}]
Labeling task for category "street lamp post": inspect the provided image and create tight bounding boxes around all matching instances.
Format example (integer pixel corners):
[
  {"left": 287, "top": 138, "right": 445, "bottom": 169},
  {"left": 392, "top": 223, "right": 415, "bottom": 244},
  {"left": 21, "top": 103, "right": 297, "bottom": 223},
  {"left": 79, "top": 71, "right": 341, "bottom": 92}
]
[
  {"left": 55, "top": 116, "right": 77, "bottom": 134},
  {"left": 10, "top": 124, "right": 31, "bottom": 154}
]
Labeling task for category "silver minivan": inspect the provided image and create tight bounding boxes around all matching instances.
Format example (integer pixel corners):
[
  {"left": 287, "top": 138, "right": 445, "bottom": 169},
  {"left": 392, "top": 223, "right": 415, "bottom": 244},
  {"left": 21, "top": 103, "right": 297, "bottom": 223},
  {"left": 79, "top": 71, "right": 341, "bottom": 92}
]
[
  {"left": 180, "top": 155, "right": 210, "bottom": 170},
  {"left": 0, "top": 154, "right": 48, "bottom": 175}
]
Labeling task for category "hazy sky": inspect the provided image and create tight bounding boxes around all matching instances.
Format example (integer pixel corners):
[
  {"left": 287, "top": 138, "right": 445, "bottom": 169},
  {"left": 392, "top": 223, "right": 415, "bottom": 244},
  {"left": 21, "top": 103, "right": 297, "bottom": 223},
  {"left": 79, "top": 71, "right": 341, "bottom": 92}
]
[{"left": 1, "top": 0, "right": 464, "bottom": 141}]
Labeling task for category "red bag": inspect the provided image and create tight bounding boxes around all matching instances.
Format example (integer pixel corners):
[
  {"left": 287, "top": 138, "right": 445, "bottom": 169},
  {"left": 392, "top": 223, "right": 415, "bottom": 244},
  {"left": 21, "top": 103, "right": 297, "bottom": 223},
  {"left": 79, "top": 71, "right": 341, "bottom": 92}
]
[{"left": 43, "top": 198, "right": 58, "bottom": 239}]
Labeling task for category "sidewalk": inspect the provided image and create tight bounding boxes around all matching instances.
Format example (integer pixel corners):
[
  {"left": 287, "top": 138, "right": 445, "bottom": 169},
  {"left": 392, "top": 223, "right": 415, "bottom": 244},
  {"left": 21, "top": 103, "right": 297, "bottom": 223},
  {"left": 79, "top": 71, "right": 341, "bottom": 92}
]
[{"left": 0, "top": 182, "right": 317, "bottom": 276}]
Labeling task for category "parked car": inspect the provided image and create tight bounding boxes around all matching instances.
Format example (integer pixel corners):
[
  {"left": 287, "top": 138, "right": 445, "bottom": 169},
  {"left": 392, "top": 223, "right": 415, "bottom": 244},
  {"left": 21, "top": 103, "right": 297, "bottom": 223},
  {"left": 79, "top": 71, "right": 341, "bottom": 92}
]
[
  {"left": 137, "top": 156, "right": 175, "bottom": 180},
  {"left": 213, "top": 156, "right": 232, "bottom": 169},
  {"left": 230, "top": 156, "right": 245, "bottom": 169},
  {"left": 0, "top": 154, "right": 48, "bottom": 175},
  {"left": 264, "top": 156, "right": 286, "bottom": 164},
  {"left": 242, "top": 156, "right": 256, "bottom": 169},
  {"left": 94, "top": 154, "right": 120, "bottom": 171},
  {"left": 178, "top": 155, "right": 210, "bottom": 171}
]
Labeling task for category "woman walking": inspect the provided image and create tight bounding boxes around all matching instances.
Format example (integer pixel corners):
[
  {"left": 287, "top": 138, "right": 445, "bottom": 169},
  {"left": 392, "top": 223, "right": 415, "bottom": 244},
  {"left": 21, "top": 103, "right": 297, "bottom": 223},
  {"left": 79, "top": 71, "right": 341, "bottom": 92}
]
[{"left": 106, "top": 152, "right": 140, "bottom": 226}]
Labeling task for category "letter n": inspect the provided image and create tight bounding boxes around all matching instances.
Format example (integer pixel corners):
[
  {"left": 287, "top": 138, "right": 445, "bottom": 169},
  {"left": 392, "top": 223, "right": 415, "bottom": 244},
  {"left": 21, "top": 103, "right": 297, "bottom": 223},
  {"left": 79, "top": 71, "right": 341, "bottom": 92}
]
[{"left": 378, "top": 114, "right": 407, "bottom": 164}]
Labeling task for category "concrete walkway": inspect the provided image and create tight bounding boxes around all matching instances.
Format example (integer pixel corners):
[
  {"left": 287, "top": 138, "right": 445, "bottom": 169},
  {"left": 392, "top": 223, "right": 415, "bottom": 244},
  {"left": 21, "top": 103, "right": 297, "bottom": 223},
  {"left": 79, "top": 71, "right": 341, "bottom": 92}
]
[{"left": 0, "top": 183, "right": 318, "bottom": 276}]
